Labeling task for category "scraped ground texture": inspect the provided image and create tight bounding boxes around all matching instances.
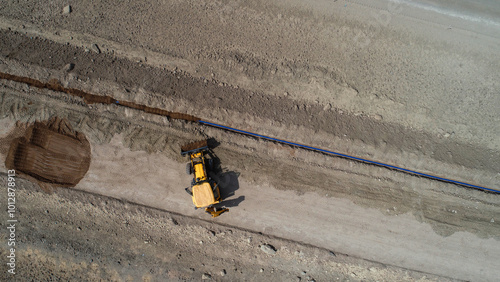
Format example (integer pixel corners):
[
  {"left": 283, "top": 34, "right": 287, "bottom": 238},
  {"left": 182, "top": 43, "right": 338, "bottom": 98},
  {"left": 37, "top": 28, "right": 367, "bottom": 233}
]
[
  {"left": 5, "top": 117, "right": 91, "bottom": 186},
  {"left": 0, "top": 0, "right": 499, "bottom": 281}
]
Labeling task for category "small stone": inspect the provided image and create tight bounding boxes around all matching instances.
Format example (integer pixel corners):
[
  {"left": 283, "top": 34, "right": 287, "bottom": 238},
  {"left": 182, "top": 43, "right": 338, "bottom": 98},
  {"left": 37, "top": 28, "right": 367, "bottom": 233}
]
[
  {"left": 301, "top": 271, "right": 307, "bottom": 275},
  {"left": 444, "top": 132, "right": 455, "bottom": 138},
  {"left": 491, "top": 218, "right": 495, "bottom": 223},
  {"left": 63, "top": 63, "right": 75, "bottom": 72},
  {"left": 220, "top": 269, "right": 226, "bottom": 276},
  {"left": 62, "top": 5, "right": 72, "bottom": 14},
  {"left": 260, "top": 268, "right": 264, "bottom": 272},
  {"left": 260, "top": 244, "right": 277, "bottom": 255},
  {"left": 202, "top": 273, "right": 211, "bottom": 280},
  {"left": 369, "top": 267, "right": 377, "bottom": 272},
  {"left": 246, "top": 237, "right": 252, "bottom": 243},
  {"left": 91, "top": 43, "right": 101, "bottom": 54}
]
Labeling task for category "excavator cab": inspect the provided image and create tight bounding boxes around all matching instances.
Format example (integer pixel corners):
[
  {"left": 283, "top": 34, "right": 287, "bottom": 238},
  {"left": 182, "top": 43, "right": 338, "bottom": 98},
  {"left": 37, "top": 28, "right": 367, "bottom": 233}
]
[
  {"left": 191, "top": 182, "right": 220, "bottom": 208},
  {"left": 182, "top": 140, "right": 228, "bottom": 217}
]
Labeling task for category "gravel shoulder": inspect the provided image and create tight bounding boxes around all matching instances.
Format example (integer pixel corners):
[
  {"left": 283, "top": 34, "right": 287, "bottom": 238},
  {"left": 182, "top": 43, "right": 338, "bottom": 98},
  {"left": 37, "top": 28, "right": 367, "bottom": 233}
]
[{"left": 0, "top": 176, "right": 447, "bottom": 282}]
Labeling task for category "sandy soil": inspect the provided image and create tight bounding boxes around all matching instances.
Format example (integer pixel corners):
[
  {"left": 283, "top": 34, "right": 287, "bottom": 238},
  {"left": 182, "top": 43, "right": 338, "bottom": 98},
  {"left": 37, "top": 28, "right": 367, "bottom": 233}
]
[{"left": 0, "top": 0, "right": 499, "bottom": 281}]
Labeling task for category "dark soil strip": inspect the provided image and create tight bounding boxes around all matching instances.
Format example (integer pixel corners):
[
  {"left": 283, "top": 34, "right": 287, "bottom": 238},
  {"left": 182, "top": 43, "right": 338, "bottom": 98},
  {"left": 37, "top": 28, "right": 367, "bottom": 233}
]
[{"left": 0, "top": 71, "right": 200, "bottom": 122}]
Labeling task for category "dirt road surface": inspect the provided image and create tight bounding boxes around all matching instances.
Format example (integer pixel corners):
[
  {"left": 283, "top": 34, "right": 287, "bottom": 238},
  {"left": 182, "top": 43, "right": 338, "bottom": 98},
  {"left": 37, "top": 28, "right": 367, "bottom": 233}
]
[{"left": 0, "top": 0, "right": 499, "bottom": 281}]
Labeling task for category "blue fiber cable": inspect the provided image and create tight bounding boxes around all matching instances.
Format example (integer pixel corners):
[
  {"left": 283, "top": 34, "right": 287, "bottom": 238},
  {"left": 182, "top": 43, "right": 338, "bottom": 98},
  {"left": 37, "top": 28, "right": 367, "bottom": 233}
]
[{"left": 198, "top": 120, "right": 499, "bottom": 194}]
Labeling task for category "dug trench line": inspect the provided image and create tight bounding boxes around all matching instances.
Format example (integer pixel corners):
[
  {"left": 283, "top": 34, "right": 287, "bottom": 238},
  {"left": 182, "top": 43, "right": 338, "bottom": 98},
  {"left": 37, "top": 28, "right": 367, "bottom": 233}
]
[{"left": 1, "top": 71, "right": 498, "bottom": 194}]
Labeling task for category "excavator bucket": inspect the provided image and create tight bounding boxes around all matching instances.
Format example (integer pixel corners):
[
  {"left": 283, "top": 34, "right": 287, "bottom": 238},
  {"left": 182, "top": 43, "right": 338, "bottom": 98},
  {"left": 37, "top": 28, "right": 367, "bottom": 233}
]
[{"left": 181, "top": 140, "right": 208, "bottom": 155}]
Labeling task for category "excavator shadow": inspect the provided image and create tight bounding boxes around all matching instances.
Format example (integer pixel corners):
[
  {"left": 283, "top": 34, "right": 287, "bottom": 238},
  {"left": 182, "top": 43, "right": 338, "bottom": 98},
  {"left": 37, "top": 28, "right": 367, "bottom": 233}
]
[
  {"left": 217, "top": 171, "right": 244, "bottom": 208},
  {"left": 206, "top": 138, "right": 244, "bottom": 208}
]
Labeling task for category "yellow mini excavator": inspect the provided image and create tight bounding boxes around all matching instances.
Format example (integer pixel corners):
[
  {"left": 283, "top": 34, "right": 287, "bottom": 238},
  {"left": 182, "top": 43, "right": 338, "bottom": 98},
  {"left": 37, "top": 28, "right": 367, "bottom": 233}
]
[{"left": 181, "top": 140, "right": 228, "bottom": 217}]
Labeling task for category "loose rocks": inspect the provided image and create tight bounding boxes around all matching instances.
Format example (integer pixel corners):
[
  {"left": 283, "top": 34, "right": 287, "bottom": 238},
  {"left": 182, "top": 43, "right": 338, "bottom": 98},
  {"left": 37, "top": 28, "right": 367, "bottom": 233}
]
[
  {"left": 91, "top": 43, "right": 101, "bottom": 53},
  {"left": 62, "top": 5, "right": 72, "bottom": 14},
  {"left": 63, "top": 63, "right": 75, "bottom": 72},
  {"left": 260, "top": 244, "right": 277, "bottom": 255}
]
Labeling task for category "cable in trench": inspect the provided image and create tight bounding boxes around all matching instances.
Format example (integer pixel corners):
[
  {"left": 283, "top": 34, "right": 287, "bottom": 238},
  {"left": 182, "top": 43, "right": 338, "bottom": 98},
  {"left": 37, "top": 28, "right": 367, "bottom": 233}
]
[{"left": 0, "top": 71, "right": 498, "bottom": 194}]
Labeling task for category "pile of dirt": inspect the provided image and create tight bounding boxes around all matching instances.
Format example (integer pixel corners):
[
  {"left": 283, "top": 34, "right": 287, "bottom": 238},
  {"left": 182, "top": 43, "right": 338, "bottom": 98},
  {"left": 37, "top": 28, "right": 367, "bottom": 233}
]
[
  {"left": 181, "top": 140, "right": 208, "bottom": 153},
  {"left": 5, "top": 117, "right": 91, "bottom": 186}
]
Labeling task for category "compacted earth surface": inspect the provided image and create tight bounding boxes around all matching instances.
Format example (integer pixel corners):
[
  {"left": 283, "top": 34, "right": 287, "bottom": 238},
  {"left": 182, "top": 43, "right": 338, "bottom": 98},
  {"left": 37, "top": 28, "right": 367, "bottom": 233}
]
[{"left": 0, "top": 0, "right": 499, "bottom": 281}]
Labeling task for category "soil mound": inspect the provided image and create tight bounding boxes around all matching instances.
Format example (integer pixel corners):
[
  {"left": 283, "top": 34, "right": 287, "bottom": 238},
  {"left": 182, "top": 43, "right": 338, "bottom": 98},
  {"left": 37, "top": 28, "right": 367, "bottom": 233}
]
[{"left": 6, "top": 117, "right": 91, "bottom": 186}]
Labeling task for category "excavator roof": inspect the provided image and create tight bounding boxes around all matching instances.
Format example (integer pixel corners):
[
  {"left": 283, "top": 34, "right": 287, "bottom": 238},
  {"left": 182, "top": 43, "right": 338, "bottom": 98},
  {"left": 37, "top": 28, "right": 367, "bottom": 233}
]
[{"left": 192, "top": 182, "right": 216, "bottom": 208}]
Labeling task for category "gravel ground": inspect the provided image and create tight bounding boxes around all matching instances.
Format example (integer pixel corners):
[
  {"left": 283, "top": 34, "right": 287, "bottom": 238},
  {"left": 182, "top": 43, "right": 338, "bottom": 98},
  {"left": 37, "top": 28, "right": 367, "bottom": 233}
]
[
  {"left": 0, "top": 176, "right": 446, "bottom": 281},
  {"left": 0, "top": 0, "right": 499, "bottom": 281}
]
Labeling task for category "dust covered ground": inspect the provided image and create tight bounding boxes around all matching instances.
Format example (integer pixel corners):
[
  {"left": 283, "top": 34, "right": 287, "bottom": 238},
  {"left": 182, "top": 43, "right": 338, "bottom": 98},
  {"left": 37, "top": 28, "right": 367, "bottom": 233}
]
[
  {"left": 0, "top": 177, "right": 445, "bottom": 281},
  {"left": 0, "top": 0, "right": 499, "bottom": 281}
]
